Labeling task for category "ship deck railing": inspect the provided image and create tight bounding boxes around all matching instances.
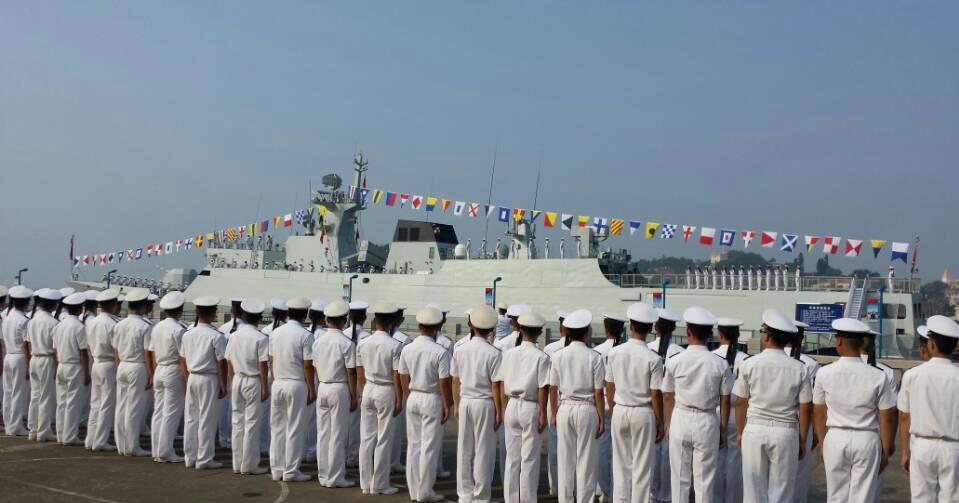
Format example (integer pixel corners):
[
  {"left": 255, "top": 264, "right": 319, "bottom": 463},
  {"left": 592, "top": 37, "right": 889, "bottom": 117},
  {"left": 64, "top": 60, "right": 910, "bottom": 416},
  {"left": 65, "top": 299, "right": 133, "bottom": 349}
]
[{"left": 601, "top": 273, "right": 920, "bottom": 294}]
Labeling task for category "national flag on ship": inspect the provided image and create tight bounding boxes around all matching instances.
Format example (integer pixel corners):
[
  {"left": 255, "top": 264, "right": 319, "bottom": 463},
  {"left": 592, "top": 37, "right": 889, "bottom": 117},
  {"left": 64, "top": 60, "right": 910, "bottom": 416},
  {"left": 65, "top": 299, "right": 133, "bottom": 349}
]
[
  {"left": 561, "top": 214, "right": 574, "bottom": 231},
  {"left": 870, "top": 240, "right": 885, "bottom": 258},
  {"left": 781, "top": 234, "right": 798, "bottom": 252},
  {"left": 823, "top": 236, "right": 841, "bottom": 254},
  {"left": 610, "top": 219, "right": 624, "bottom": 236},
  {"left": 453, "top": 201, "right": 465, "bottom": 216},
  {"left": 891, "top": 241, "right": 909, "bottom": 263},
  {"left": 593, "top": 217, "right": 609, "bottom": 233},
  {"left": 741, "top": 230, "right": 755, "bottom": 247},
  {"left": 498, "top": 207, "right": 510, "bottom": 222},
  {"left": 719, "top": 229, "right": 735, "bottom": 246},
  {"left": 425, "top": 197, "right": 437, "bottom": 212},
  {"left": 645, "top": 222, "right": 660, "bottom": 239},
  {"left": 682, "top": 225, "right": 696, "bottom": 242},
  {"left": 699, "top": 227, "right": 716, "bottom": 246},
  {"left": 760, "top": 231, "right": 777, "bottom": 248},
  {"left": 544, "top": 212, "right": 557, "bottom": 228},
  {"left": 845, "top": 239, "right": 863, "bottom": 257}
]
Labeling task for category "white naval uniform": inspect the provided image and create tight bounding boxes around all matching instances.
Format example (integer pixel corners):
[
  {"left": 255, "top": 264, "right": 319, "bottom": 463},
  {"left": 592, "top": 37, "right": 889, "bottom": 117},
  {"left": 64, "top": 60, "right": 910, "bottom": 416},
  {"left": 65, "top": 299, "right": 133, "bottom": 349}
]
[
  {"left": 84, "top": 312, "right": 118, "bottom": 450},
  {"left": 390, "top": 330, "right": 413, "bottom": 469},
  {"left": 606, "top": 338, "right": 663, "bottom": 503},
  {"left": 139, "top": 316, "right": 155, "bottom": 439},
  {"left": 898, "top": 356, "right": 959, "bottom": 502},
  {"left": 344, "top": 324, "right": 370, "bottom": 466},
  {"left": 52, "top": 314, "right": 88, "bottom": 445},
  {"left": 435, "top": 331, "right": 455, "bottom": 477},
  {"left": 649, "top": 338, "right": 685, "bottom": 502},
  {"left": 148, "top": 317, "right": 186, "bottom": 461},
  {"left": 792, "top": 351, "right": 821, "bottom": 503},
  {"left": 493, "top": 330, "right": 520, "bottom": 483},
  {"left": 80, "top": 311, "right": 95, "bottom": 424},
  {"left": 860, "top": 354, "right": 895, "bottom": 503},
  {"left": 497, "top": 340, "right": 550, "bottom": 503},
  {"left": 2, "top": 308, "right": 31, "bottom": 436},
  {"left": 260, "top": 322, "right": 280, "bottom": 455},
  {"left": 495, "top": 315, "right": 512, "bottom": 341},
  {"left": 303, "top": 326, "right": 325, "bottom": 462},
  {"left": 312, "top": 328, "right": 355, "bottom": 486},
  {"left": 813, "top": 357, "right": 896, "bottom": 502},
  {"left": 26, "top": 310, "right": 60, "bottom": 441},
  {"left": 451, "top": 336, "right": 501, "bottom": 503},
  {"left": 732, "top": 348, "right": 811, "bottom": 503},
  {"left": 398, "top": 335, "right": 451, "bottom": 502},
  {"left": 216, "top": 318, "right": 242, "bottom": 448},
  {"left": 180, "top": 322, "right": 226, "bottom": 468},
  {"left": 663, "top": 345, "right": 734, "bottom": 503},
  {"left": 112, "top": 315, "right": 153, "bottom": 455},
  {"left": 550, "top": 340, "right": 605, "bottom": 503},
  {"left": 225, "top": 324, "right": 269, "bottom": 474},
  {"left": 356, "top": 330, "right": 402, "bottom": 492},
  {"left": 711, "top": 345, "right": 747, "bottom": 503},
  {"left": 269, "top": 320, "right": 314, "bottom": 481},
  {"left": 593, "top": 339, "right": 615, "bottom": 501},
  {"left": 542, "top": 336, "right": 566, "bottom": 495}
]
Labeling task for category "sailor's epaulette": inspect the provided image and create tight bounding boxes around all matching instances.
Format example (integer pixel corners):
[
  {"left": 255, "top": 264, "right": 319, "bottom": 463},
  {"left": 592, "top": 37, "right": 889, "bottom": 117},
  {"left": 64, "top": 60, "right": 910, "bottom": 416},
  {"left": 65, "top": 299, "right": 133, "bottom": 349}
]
[
  {"left": 742, "top": 354, "right": 754, "bottom": 361},
  {"left": 666, "top": 352, "right": 680, "bottom": 360}
]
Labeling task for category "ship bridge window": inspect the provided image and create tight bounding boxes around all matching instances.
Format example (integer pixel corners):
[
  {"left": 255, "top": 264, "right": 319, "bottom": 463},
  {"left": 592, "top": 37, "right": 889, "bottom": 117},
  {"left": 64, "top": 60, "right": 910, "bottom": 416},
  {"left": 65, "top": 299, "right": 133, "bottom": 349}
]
[
  {"left": 398, "top": 228, "right": 408, "bottom": 241},
  {"left": 410, "top": 228, "right": 421, "bottom": 241},
  {"left": 882, "top": 303, "right": 907, "bottom": 320}
]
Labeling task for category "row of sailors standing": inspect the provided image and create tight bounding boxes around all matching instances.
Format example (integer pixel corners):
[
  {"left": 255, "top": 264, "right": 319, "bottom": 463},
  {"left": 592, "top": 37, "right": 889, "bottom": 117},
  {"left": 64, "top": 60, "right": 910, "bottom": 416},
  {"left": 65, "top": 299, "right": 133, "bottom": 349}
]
[{"left": 685, "top": 264, "right": 801, "bottom": 291}]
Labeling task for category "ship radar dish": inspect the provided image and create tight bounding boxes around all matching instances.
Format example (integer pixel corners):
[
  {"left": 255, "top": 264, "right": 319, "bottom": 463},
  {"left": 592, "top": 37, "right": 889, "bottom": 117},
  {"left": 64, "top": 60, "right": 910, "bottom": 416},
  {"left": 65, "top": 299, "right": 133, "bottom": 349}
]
[{"left": 322, "top": 174, "right": 343, "bottom": 191}]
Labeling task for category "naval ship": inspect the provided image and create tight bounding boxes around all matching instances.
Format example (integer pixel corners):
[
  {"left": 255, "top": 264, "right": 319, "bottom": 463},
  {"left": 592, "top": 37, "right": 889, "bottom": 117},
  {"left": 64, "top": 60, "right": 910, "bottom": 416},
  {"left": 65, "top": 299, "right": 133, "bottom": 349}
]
[{"left": 158, "top": 156, "right": 920, "bottom": 357}]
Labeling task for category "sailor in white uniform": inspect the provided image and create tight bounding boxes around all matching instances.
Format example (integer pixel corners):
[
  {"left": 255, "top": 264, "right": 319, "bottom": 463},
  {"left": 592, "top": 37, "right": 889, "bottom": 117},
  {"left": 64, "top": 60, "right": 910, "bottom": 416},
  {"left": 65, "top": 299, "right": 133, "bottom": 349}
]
[
  {"left": 312, "top": 300, "right": 358, "bottom": 487},
  {"left": 493, "top": 303, "right": 530, "bottom": 481},
  {"left": 302, "top": 299, "right": 326, "bottom": 462},
  {"left": 786, "top": 320, "right": 821, "bottom": 503},
  {"left": 356, "top": 302, "right": 404, "bottom": 494},
  {"left": 812, "top": 318, "right": 897, "bottom": 502},
  {"left": 398, "top": 307, "right": 452, "bottom": 503},
  {"left": 84, "top": 288, "right": 120, "bottom": 451},
  {"left": 915, "top": 325, "right": 931, "bottom": 362},
  {"left": 140, "top": 293, "right": 158, "bottom": 437},
  {"left": 593, "top": 313, "right": 625, "bottom": 502},
  {"left": 216, "top": 297, "right": 245, "bottom": 449},
  {"left": 494, "top": 303, "right": 512, "bottom": 342},
  {"left": 542, "top": 310, "right": 568, "bottom": 496},
  {"left": 426, "top": 302, "right": 455, "bottom": 479},
  {"left": 861, "top": 330, "right": 899, "bottom": 502},
  {"left": 898, "top": 315, "right": 959, "bottom": 502},
  {"left": 259, "top": 298, "right": 287, "bottom": 455},
  {"left": 268, "top": 297, "right": 315, "bottom": 482},
  {"left": 225, "top": 299, "right": 271, "bottom": 475},
  {"left": 649, "top": 308, "right": 684, "bottom": 503},
  {"left": 147, "top": 292, "right": 187, "bottom": 463},
  {"left": 495, "top": 310, "right": 550, "bottom": 503},
  {"left": 79, "top": 290, "right": 98, "bottom": 425},
  {"left": 734, "top": 309, "right": 811, "bottom": 503},
  {"left": 390, "top": 307, "right": 412, "bottom": 473},
  {"left": 2, "top": 286, "right": 33, "bottom": 436},
  {"left": 0, "top": 286, "right": 4, "bottom": 424},
  {"left": 451, "top": 305, "right": 502, "bottom": 503},
  {"left": 25, "top": 288, "right": 62, "bottom": 442},
  {"left": 549, "top": 309, "right": 605, "bottom": 503},
  {"left": 663, "top": 307, "right": 732, "bottom": 503},
  {"left": 52, "top": 292, "right": 89, "bottom": 445},
  {"left": 712, "top": 317, "right": 746, "bottom": 503},
  {"left": 344, "top": 300, "right": 370, "bottom": 467},
  {"left": 111, "top": 288, "right": 153, "bottom": 456},
  {"left": 180, "top": 296, "right": 227, "bottom": 469},
  {"left": 605, "top": 303, "right": 663, "bottom": 503}
]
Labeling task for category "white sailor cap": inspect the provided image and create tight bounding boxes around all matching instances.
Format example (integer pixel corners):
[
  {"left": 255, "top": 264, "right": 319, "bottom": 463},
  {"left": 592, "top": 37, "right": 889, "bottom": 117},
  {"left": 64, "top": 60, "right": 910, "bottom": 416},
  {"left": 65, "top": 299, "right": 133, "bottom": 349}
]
[
  {"left": 830, "top": 317, "right": 870, "bottom": 334},
  {"left": 271, "top": 298, "right": 288, "bottom": 311},
  {"left": 416, "top": 306, "right": 443, "bottom": 325},
  {"left": 8, "top": 286, "right": 34, "bottom": 299},
  {"left": 927, "top": 315, "right": 959, "bottom": 339},
  {"left": 562, "top": 309, "right": 592, "bottom": 330},
  {"left": 0, "top": 285, "right": 6, "bottom": 297},
  {"left": 159, "top": 292, "right": 185, "bottom": 311},
  {"left": 762, "top": 309, "right": 798, "bottom": 334},
  {"left": 793, "top": 320, "right": 809, "bottom": 329},
  {"left": 240, "top": 299, "right": 265, "bottom": 316},
  {"left": 85, "top": 290, "right": 99, "bottom": 302},
  {"left": 626, "top": 303, "right": 659, "bottom": 324},
  {"left": 496, "top": 301, "right": 507, "bottom": 311},
  {"left": 349, "top": 300, "right": 369, "bottom": 311},
  {"left": 371, "top": 302, "right": 398, "bottom": 315},
  {"left": 324, "top": 300, "right": 350, "bottom": 318},
  {"left": 683, "top": 307, "right": 717, "bottom": 327},
  {"left": 717, "top": 317, "right": 744, "bottom": 328},
  {"left": 39, "top": 289, "right": 63, "bottom": 302},
  {"left": 147, "top": 294, "right": 159, "bottom": 302},
  {"left": 426, "top": 303, "right": 450, "bottom": 314},
  {"left": 310, "top": 299, "right": 326, "bottom": 312},
  {"left": 35, "top": 288, "right": 50, "bottom": 299},
  {"left": 287, "top": 298, "right": 311, "bottom": 310},
  {"left": 59, "top": 287, "right": 76, "bottom": 297},
  {"left": 506, "top": 304, "right": 531, "bottom": 317},
  {"left": 917, "top": 325, "right": 929, "bottom": 339},
  {"left": 95, "top": 288, "right": 119, "bottom": 302},
  {"left": 556, "top": 310, "right": 570, "bottom": 320},
  {"left": 518, "top": 312, "right": 546, "bottom": 329},
  {"left": 62, "top": 292, "right": 86, "bottom": 306},
  {"left": 657, "top": 308, "right": 681, "bottom": 323},
  {"left": 602, "top": 313, "right": 626, "bottom": 323},
  {"left": 193, "top": 296, "right": 220, "bottom": 308},
  {"left": 125, "top": 289, "right": 150, "bottom": 303},
  {"left": 469, "top": 305, "right": 498, "bottom": 330}
]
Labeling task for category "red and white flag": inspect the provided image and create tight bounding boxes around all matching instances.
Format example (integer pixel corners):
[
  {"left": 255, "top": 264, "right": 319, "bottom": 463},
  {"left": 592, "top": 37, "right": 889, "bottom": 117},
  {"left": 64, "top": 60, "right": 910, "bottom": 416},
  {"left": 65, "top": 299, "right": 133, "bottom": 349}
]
[
  {"left": 823, "top": 236, "right": 841, "bottom": 254},
  {"left": 804, "top": 235, "right": 820, "bottom": 252},
  {"left": 468, "top": 203, "right": 480, "bottom": 217},
  {"left": 82, "top": 255, "right": 90, "bottom": 266},
  {"left": 283, "top": 213, "right": 293, "bottom": 227},
  {"left": 399, "top": 193, "right": 410, "bottom": 208},
  {"left": 699, "top": 227, "right": 716, "bottom": 246},
  {"left": 682, "top": 225, "right": 696, "bottom": 242},
  {"left": 845, "top": 239, "right": 863, "bottom": 257},
  {"left": 411, "top": 195, "right": 423, "bottom": 210},
  {"left": 741, "top": 230, "right": 756, "bottom": 247},
  {"left": 760, "top": 231, "right": 778, "bottom": 248}
]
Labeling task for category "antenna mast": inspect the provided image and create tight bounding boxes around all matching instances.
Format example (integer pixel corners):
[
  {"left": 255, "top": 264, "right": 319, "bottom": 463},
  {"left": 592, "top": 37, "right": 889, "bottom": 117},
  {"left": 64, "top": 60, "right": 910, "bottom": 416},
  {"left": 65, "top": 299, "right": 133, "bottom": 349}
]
[{"left": 483, "top": 139, "right": 499, "bottom": 246}]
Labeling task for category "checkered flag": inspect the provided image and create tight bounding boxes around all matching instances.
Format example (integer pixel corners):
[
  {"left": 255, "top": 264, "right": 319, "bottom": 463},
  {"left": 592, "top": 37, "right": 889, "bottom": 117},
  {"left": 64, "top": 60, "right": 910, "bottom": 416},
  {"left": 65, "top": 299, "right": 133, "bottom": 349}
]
[
  {"left": 294, "top": 209, "right": 307, "bottom": 225},
  {"left": 660, "top": 224, "right": 677, "bottom": 239}
]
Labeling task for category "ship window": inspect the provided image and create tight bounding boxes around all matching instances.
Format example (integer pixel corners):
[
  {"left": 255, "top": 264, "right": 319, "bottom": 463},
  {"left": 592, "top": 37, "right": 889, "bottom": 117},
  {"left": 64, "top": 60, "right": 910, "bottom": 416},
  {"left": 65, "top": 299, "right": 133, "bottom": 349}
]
[
  {"left": 398, "top": 228, "right": 408, "bottom": 241},
  {"left": 882, "top": 303, "right": 907, "bottom": 319},
  {"left": 429, "top": 246, "right": 435, "bottom": 259},
  {"left": 410, "top": 228, "right": 421, "bottom": 241}
]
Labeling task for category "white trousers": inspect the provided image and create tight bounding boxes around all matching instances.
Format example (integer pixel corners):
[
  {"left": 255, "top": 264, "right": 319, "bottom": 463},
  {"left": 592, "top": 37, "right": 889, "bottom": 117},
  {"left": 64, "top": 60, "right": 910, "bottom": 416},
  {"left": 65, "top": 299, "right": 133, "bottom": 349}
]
[
  {"left": 909, "top": 436, "right": 959, "bottom": 502},
  {"left": 115, "top": 362, "right": 148, "bottom": 455},
  {"left": 270, "top": 379, "right": 307, "bottom": 480},
  {"left": 28, "top": 356, "right": 56, "bottom": 439},
  {"left": 85, "top": 361, "right": 116, "bottom": 449},
  {"left": 669, "top": 407, "right": 719, "bottom": 503},
  {"left": 714, "top": 410, "right": 742, "bottom": 502},
  {"left": 611, "top": 405, "right": 656, "bottom": 503},
  {"left": 55, "top": 363, "right": 84, "bottom": 444},
  {"left": 360, "top": 383, "right": 397, "bottom": 492},
  {"left": 741, "top": 420, "right": 799, "bottom": 503},
  {"left": 151, "top": 364, "right": 184, "bottom": 461},
  {"left": 231, "top": 375, "right": 264, "bottom": 473},
  {"left": 316, "top": 382, "right": 350, "bottom": 485},
  {"left": 557, "top": 402, "right": 599, "bottom": 503},
  {"left": 218, "top": 395, "right": 232, "bottom": 448},
  {"left": 547, "top": 407, "right": 559, "bottom": 495},
  {"left": 391, "top": 394, "right": 408, "bottom": 468},
  {"left": 347, "top": 392, "right": 361, "bottom": 464},
  {"left": 458, "top": 397, "right": 495, "bottom": 503},
  {"left": 504, "top": 399, "right": 543, "bottom": 503},
  {"left": 3, "top": 354, "right": 29, "bottom": 435},
  {"left": 822, "top": 428, "right": 880, "bottom": 503},
  {"left": 597, "top": 409, "right": 613, "bottom": 499},
  {"left": 652, "top": 428, "right": 672, "bottom": 501},
  {"left": 304, "top": 400, "right": 316, "bottom": 459},
  {"left": 260, "top": 395, "right": 271, "bottom": 454},
  {"left": 794, "top": 427, "right": 814, "bottom": 502},
  {"left": 184, "top": 373, "right": 219, "bottom": 467},
  {"left": 406, "top": 391, "right": 444, "bottom": 501}
]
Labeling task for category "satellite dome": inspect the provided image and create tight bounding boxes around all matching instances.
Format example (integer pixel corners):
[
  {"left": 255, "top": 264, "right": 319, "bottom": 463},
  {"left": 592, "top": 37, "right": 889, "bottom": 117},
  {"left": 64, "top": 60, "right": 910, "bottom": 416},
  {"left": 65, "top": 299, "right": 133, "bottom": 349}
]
[
  {"left": 322, "top": 173, "right": 342, "bottom": 191},
  {"left": 453, "top": 244, "right": 468, "bottom": 259}
]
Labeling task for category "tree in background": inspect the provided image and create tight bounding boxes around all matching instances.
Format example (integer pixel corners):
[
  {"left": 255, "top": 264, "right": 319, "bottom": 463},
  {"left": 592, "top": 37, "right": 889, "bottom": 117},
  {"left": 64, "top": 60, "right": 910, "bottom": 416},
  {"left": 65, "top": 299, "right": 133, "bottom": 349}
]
[
  {"left": 816, "top": 256, "right": 842, "bottom": 276},
  {"left": 921, "top": 281, "right": 956, "bottom": 317},
  {"left": 851, "top": 269, "right": 881, "bottom": 278}
]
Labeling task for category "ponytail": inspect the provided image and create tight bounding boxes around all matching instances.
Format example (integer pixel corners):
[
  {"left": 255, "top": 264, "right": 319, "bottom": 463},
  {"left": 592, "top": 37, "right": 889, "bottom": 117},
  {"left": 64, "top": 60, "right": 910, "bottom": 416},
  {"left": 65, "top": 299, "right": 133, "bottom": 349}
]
[
  {"left": 230, "top": 320, "right": 239, "bottom": 334},
  {"left": 720, "top": 326, "right": 740, "bottom": 367},
  {"left": 866, "top": 334, "right": 877, "bottom": 366},
  {"left": 792, "top": 328, "right": 804, "bottom": 360}
]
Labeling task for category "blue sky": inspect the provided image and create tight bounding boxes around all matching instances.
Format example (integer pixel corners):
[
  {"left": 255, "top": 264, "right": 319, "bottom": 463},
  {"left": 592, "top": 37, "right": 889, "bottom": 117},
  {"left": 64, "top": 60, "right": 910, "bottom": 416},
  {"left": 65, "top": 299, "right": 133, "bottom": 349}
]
[{"left": 1, "top": 2, "right": 956, "bottom": 288}]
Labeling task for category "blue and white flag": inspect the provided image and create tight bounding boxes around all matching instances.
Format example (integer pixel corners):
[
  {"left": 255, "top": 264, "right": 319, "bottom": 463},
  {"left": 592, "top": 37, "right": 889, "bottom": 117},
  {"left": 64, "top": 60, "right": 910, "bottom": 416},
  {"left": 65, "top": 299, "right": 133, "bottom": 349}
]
[
  {"left": 719, "top": 229, "right": 735, "bottom": 246},
  {"left": 135, "top": 248, "right": 143, "bottom": 260},
  {"left": 629, "top": 221, "right": 642, "bottom": 236},
  {"left": 360, "top": 188, "right": 371, "bottom": 202},
  {"left": 593, "top": 217, "right": 609, "bottom": 233},
  {"left": 891, "top": 241, "right": 909, "bottom": 263},
  {"left": 660, "top": 224, "right": 677, "bottom": 239},
  {"left": 498, "top": 207, "right": 510, "bottom": 223},
  {"left": 781, "top": 234, "right": 798, "bottom": 252}
]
